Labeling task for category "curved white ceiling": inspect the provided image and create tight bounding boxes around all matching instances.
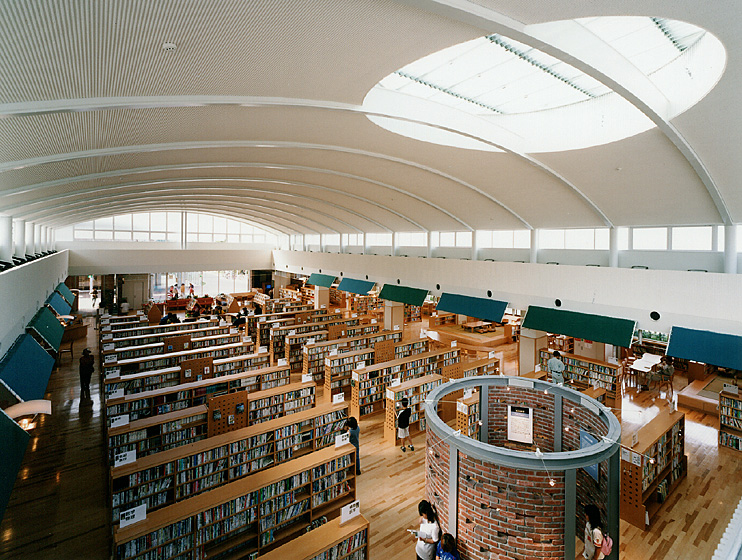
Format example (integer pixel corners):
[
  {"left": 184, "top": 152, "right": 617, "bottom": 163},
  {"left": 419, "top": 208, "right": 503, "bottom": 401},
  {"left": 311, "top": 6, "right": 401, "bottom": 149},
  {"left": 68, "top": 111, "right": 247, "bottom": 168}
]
[{"left": 0, "top": 0, "right": 739, "bottom": 233}]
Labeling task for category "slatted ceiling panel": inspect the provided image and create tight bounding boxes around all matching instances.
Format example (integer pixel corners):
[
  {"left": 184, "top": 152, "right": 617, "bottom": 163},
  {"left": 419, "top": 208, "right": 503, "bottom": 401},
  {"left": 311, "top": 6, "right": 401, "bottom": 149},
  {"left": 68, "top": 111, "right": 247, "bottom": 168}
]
[{"left": 373, "top": 340, "right": 395, "bottom": 364}]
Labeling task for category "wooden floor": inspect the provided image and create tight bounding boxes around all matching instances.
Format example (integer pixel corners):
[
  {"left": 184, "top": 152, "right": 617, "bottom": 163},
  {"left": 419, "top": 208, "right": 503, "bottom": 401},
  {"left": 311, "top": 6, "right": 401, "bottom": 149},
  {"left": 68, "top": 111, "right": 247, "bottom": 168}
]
[{"left": 1, "top": 317, "right": 741, "bottom": 559}]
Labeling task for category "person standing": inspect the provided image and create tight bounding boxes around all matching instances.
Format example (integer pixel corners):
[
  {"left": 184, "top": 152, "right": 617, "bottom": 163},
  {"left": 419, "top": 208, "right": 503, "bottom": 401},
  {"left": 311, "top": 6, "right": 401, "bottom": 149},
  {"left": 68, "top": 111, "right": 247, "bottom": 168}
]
[
  {"left": 346, "top": 416, "right": 361, "bottom": 475},
  {"left": 91, "top": 288, "right": 98, "bottom": 307},
  {"left": 396, "top": 397, "right": 414, "bottom": 452},
  {"left": 583, "top": 504, "right": 605, "bottom": 560},
  {"left": 79, "top": 348, "right": 95, "bottom": 400},
  {"left": 414, "top": 500, "right": 441, "bottom": 560},
  {"left": 547, "top": 350, "right": 566, "bottom": 385}
]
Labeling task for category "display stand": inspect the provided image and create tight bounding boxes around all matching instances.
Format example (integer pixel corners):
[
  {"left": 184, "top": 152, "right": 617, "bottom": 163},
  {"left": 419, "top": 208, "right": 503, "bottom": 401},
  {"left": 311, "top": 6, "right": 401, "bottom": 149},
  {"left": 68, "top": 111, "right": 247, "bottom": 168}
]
[{"left": 259, "top": 514, "right": 369, "bottom": 560}]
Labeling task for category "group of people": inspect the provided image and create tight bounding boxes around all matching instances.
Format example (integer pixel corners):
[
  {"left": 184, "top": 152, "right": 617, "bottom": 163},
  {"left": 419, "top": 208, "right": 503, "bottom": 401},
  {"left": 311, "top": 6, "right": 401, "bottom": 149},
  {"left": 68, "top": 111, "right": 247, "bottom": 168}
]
[
  {"left": 168, "top": 282, "right": 195, "bottom": 300},
  {"left": 413, "top": 500, "right": 459, "bottom": 560}
]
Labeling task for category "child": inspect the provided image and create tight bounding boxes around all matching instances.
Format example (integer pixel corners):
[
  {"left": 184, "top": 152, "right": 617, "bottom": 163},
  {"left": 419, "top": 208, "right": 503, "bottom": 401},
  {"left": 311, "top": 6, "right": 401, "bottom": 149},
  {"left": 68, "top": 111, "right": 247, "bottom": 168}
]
[
  {"left": 414, "top": 500, "right": 440, "bottom": 560},
  {"left": 346, "top": 416, "right": 361, "bottom": 474},
  {"left": 436, "top": 533, "right": 459, "bottom": 560},
  {"left": 583, "top": 504, "right": 605, "bottom": 560},
  {"left": 396, "top": 397, "right": 414, "bottom": 452}
]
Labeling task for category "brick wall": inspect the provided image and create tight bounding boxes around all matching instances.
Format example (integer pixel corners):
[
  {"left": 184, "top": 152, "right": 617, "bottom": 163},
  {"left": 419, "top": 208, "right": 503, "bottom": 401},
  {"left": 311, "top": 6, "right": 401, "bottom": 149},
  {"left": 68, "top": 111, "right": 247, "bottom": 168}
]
[
  {"left": 486, "top": 387, "right": 556, "bottom": 452},
  {"left": 425, "top": 429, "right": 450, "bottom": 532}
]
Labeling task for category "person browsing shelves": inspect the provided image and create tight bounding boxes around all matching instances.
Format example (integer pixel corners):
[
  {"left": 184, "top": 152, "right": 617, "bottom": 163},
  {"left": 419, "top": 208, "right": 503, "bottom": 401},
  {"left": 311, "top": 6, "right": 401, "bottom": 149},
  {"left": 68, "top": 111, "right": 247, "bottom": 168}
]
[{"left": 547, "top": 350, "right": 565, "bottom": 384}]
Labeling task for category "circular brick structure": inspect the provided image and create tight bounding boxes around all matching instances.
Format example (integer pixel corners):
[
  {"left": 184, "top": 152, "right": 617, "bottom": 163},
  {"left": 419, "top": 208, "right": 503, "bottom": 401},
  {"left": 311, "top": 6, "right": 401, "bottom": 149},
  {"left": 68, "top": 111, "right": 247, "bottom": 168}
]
[{"left": 424, "top": 376, "right": 620, "bottom": 560}]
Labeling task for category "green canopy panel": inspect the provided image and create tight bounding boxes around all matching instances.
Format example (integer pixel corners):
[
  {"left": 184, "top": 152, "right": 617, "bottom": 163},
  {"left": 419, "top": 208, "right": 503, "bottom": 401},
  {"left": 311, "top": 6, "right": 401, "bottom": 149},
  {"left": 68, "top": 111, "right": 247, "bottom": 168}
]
[
  {"left": 378, "top": 284, "right": 428, "bottom": 307},
  {"left": 46, "top": 291, "right": 72, "bottom": 316},
  {"left": 0, "top": 334, "right": 56, "bottom": 402},
  {"left": 0, "top": 409, "right": 30, "bottom": 523},
  {"left": 337, "top": 278, "right": 375, "bottom": 295},
  {"left": 55, "top": 282, "right": 75, "bottom": 306},
  {"left": 667, "top": 327, "right": 742, "bottom": 371},
  {"left": 27, "top": 307, "right": 64, "bottom": 351},
  {"left": 436, "top": 293, "right": 508, "bottom": 322},
  {"left": 306, "top": 273, "right": 336, "bottom": 288},
  {"left": 522, "top": 306, "right": 636, "bottom": 348}
]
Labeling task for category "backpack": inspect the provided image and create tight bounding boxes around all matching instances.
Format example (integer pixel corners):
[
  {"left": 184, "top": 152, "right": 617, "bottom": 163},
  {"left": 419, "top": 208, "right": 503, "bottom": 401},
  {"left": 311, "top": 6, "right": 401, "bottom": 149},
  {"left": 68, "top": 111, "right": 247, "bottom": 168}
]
[{"left": 601, "top": 531, "right": 613, "bottom": 556}]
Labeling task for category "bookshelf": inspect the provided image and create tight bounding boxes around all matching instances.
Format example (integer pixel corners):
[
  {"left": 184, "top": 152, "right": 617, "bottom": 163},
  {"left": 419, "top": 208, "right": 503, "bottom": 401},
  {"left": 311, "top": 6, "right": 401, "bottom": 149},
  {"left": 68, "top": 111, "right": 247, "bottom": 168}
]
[
  {"left": 428, "top": 312, "right": 456, "bottom": 328},
  {"left": 103, "top": 350, "right": 271, "bottom": 399},
  {"left": 105, "top": 364, "right": 291, "bottom": 426},
  {"left": 247, "top": 381, "right": 316, "bottom": 424},
  {"left": 347, "top": 295, "right": 380, "bottom": 316},
  {"left": 461, "top": 356, "right": 500, "bottom": 377},
  {"left": 269, "top": 317, "right": 359, "bottom": 364},
  {"left": 102, "top": 332, "right": 242, "bottom": 363},
  {"left": 538, "top": 348, "right": 622, "bottom": 406},
  {"left": 256, "top": 317, "right": 296, "bottom": 349},
  {"left": 403, "top": 304, "right": 421, "bottom": 323},
  {"left": 719, "top": 390, "right": 742, "bottom": 452},
  {"left": 350, "top": 347, "right": 460, "bottom": 418},
  {"left": 329, "top": 287, "right": 347, "bottom": 307},
  {"left": 110, "top": 402, "right": 349, "bottom": 524},
  {"left": 246, "top": 307, "right": 318, "bottom": 339},
  {"left": 109, "top": 325, "right": 232, "bottom": 350},
  {"left": 547, "top": 334, "right": 574, "bottom": 354},
  {"left": 383, "top": 373, "right": 443, "bottom": 443},
  {"left": 620, "top": 409, "right": 686, "bottom": 529},
  {"left": 456, "top": 391, "right": 480, "bottom": 440},
  {"left": 104, "top": 319, "right": 219, "bottom": 340},
  {"left": 259, "top": 514, "right": 368, "bottom": 560},
  {"left": 284, "top": 330, "right": 329, "bottom": 373},
  {"left": 302, "top": 329, "right": 403, "bottom": 382},
  {"left": 108, "top": 405, "right": 208, "bottom": 465},
  {"left": 324, "top": 339, "right": 430, "bottom": 403},
  {"left": 113, "top": 445, "right": 356, "bottom": 560},
  {"left": 102, "top": 342, "right": 251, "bottom": 378}
]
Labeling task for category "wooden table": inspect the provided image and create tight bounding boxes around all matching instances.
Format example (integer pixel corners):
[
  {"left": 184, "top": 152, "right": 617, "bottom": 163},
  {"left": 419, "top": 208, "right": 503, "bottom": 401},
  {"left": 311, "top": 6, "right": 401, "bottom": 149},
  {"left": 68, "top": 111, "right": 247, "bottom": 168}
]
[{"left": 462, "top": 320, "right": 492, "bottom": 333}]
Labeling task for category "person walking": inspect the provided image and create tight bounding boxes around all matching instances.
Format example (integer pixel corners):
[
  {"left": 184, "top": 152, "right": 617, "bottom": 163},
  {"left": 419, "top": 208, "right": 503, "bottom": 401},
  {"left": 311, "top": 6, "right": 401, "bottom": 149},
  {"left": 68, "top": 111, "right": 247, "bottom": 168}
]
[
  {"left": 346, "top": 416, "right": 361, "bottom": 474},
  {"left": 79, "top": 348, "right": 95, "bottom": 400},
  {"left": 396, "top": 397, "right": 414, "bottom": 452},
  {"left": 547, "top": 350, "right": 566, "bottom": 385},
  {"left": 91, "top": 288, "right": 98, "bottom": 307}
]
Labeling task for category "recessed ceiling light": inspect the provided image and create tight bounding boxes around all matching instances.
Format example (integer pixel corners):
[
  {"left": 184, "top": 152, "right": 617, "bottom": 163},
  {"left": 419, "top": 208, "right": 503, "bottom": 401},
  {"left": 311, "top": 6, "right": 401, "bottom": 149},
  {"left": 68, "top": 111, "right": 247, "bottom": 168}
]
[{"left": 162, "top": 42, "right": 177, "bottom": 51}]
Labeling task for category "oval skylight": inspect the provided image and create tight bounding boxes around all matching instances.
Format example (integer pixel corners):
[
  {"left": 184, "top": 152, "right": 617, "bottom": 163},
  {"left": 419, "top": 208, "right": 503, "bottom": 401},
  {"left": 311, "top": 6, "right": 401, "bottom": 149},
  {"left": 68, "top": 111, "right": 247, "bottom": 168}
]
[{"left": 364, "top": 16, "right": 726, "bottom": 153}]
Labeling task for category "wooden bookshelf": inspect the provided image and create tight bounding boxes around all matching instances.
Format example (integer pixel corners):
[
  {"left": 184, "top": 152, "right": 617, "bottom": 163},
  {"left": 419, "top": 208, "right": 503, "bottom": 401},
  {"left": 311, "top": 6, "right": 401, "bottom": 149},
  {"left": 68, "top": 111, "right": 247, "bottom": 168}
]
[
  {"left": 456, "top": 391, "right": 480, "bottom": 440},
  {"left": 347, "top": 295, "right": 380, "bottom": 316},
  {"left": 102, "top": 332, "right": 242, "bottom": 362},
  {"left": 428, "top": 312, "right": 456, "bottom": 328},
  {"left": 461, "top": 356, "right": 500, "bottom": 377},
  {"left": 113, "top": 444, "right": 357, "bottom": 559},
  {"left": 110, "top": 402, "right": 349, "bottom": 525},
  {"left": 103, "top": 341, "right": 251, "bottom": 377},
  {"left": 103, "top": 318, "right": 219, "bottom": 340},
  {"left": 403, "top": 304, "right": 421, "bottom": 323},
  {"left": 719, "top": 390, "right": 742, "bottom": 452},
  {"left": 247, "top": 381, "right": 316, "bottom": 424},
  {"left": 256, "top": 317, "right": 297, "bottom": 349},
  {"left": 547, "top": 334, "right": 574, "bottom": 354},
  {"left": 301, "top": 329, "right": 403, "bottom": 382},
  {"left": 260, "top": 513, "right": 369, "bottom": 560},
  {"left": 350, "top": 347, "right": 460, "bottom": 418},
  {"left": 621, "top": 409, "right": 686, "bottom": 529},
  {"left": 329, "top": 287, "right": 347, "bottom": 307},
  {"left": 103, "top": 350, "right": 271, "bottom": 399},
  {"left": 105, "top": 364, "right": 291, "bottom": 426},
  {"left": 383, "top": 374, "right": 443, "bottom": 443},
  {"left": 246, "top": 307, "right": 318, "bottom": 338},
  {"left": 108, "top": 325, "right": 232, "bottom": 350},
  {"left": 269, "top": 317, "right": 359, "bottom": 364},
  {"left": 324, "top": 339, "right": 430, "bottom": 403},
  {"left": 538, "top": 348, "right": 622, "bottom": 406},
  {"left": 284, "top": 330, "right": 329, "bottom": 373},
  {"left": 108, "top": 405, "right": 209, "bottom": 465}
]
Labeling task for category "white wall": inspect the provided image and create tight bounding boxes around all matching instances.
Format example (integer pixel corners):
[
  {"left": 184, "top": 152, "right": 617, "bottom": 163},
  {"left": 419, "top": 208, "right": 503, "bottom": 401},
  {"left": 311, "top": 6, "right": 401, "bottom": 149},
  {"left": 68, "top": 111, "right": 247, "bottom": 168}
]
[
  {"left": 60, "top": 241, "right": 273, "bottom": 276},
  {"left": 272, "top": 250, "right": 742, "bottom": 336},
  {"left": 0, "top": 252, "right": 69, "bottom": 356}
]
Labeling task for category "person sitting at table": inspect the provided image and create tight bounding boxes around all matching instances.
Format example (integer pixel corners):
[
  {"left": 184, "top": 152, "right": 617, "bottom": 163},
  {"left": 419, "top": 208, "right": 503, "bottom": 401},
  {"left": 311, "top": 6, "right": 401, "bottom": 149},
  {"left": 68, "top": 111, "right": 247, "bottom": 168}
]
[{"left": 649, "top": 356, "right": 675, "bottom": 400}]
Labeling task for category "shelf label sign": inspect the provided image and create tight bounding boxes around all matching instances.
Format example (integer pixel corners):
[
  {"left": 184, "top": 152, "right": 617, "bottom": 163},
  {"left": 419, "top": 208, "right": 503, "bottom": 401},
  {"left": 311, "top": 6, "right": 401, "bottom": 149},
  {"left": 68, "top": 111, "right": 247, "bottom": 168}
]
[
  {"left": 330, "top": 349, "right": 338, "bottom": 356},
  {"left": 332, "top": 392, "right": 345, "bottom": 404},
  {"left": 277, "top": 358, "right": 287, "bottom": 366},
  {"left": 335, "top": 432, "right": 350, "bottom": 448},
  {"left": 723, "top": 383, "right": 739, "bottom": 395},
  {"left": 302, "top": 373, "right": 313, "bottom": 383},
  {"left": 457, "top": 401, "right": 467, "bottom": 414},
  {"left": 119, "top": 504, "right": 147, "bottom": 529},
  {"left": 110, "top": 414, "right": 129, "bottom": 428},
  {"left": 139, "top": 315, "right": 147, "bottom": 321},
  {"left": 307, "top": 338, "right": 315, "bottom": 345},
  {"left": 102, "top": 325, "right": 111, "bottom": 332},
  {"left": 621, "top": 447, "right": 631, "bottom": 463},
  {"left": 106, "top": 367, "right": 121, "bottom": 379},
  {"left": 114, "top": 450, "right": 137, "bottom": 468},
  {"left": 489, "top": 351, "right": 496, "bottom": 359},
  {"left": 352, "top": 313, "right": 357, "bottom": 318},
  {"left": 102, "top": 334, "right": 113, "bottom": 341},
  {"left": 631, "top": 432, "right": 639, "bottom": 448},
  {"left": 259, "top": 346, "right": 268, "bottom": 354},
  {"left": 391, "top": 378, "right": 401, "bottom": 387},
  {"left": 463, "top": 388, "right": 473, "bottom": 399},
  {"left": 393, "top": 325, "right": 400, "bottom": 332},
  {"left": 357, "top": 361, "right": 365, "bottom": 369},
  {"left": 103, "top": 343, "right": 115, "bottom": 352},
  {"left": 352, "top": 372, "right": 360, "bottom": 382},
  {"left": 259, "top": 317, "right": 266, "bottom": 322},
  {"left": 386, "top": 388, "right": 394, "bottom": 400},
  {"left": 104, "top": 354, "right": 117, "bottom": 365},
  {"left": 631, "top": 452, "right": 642, "bottom": 467},
  {"left": 110, "top": 388, "right": 124, "bottom": 400},
  {"left": 101, "top": 319, "right": 110, "bottom": 325},
  {"left": 340, "top": 500, "right": 361, "bottom": 524},
  {"left": 451, "top": 340, "right": 457, "bottom": 347},
  {"left": 371, "top": 319, "right": 377, "bottom": 324}
]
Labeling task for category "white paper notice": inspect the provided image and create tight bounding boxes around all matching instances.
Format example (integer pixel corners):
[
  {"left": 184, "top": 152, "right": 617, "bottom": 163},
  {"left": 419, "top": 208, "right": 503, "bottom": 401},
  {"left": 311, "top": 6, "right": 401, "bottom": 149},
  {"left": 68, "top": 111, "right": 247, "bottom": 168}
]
[
  {"left": 119, "top": 504, "right": 147, "bottom": 529},
  {"left": 277, "top": 358, "right": 287, "bottom": 366},
  {"left": 631, "top": 452, "right": 642, "bottom": 467},
  {"left": 114, "top": 449, "right": 137, "bottom": 467},
  {"left": 103, "top": 343, "right": 115, "bottom": 352},
  {"left": 330, "top": 349, "right": 338, "bottom": 356},
  {"left": 507, "top": 405, "right": 533, "bottom": 444},
  {"left": 104, "top": 354, "right": 118, "bottom": 364},
  {"left": 457, "top": 401, "right": 467, "bottom": 414},
  {"left": 110, "top": 388, "right": 124, "bottom": 400},
  {"left": 110, "top": 414, "right": 129, "bottom": 428},
  {"left": 332, "top": 392, "right": 345, "bottom": 404},
  {"left": 386, "top": 388, "right": 394, "bottom": 400},
  {"left": 489, "top": 351, "right": 496, "bottom": 359},
  {"left": 340, "top": 500, "right": 361, "bottom": 524},
  {"left": 302, "top": 373, "right": 313, "bottom": 383},
  {"left": 335, "top": 432, "right": 351, "bottom": 448},
  {"left": 621, "top": 448, "right": 631, "bottom": 463}
]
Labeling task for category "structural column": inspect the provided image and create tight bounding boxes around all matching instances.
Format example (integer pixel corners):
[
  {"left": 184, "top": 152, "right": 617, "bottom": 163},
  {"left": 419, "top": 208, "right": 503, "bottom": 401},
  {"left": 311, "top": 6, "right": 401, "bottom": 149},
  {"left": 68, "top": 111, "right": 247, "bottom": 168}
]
[
  {"left": 0, "top": 214, "right": 13, "bottom": 262},
  {"left": 383, "top": 300, "right": 404, "bottom": 331},
  {"left": 25, "top": 222, "right": 35, "bottom": 256},
  {"left": 471, "top": 230, "right": 478, "bottom": 261},
  {"left": 427, "top": 231, "right": 434, "bottom": 258},
  {"left": 609, "top": 227, "right": 619, "bottom": 268},
  {"left": 392, "top": 232, "right": 399, "bottom": 257},
  {"left": 314, "top": 286, "right": 329, "bottom": 309},
  {"left": 724, "top": 224, "right": 738, "bottom": 274},
  {"left": 40, "top": 226, "right": 47, "bottom": 253},
  {"left": 34, "top": 224, "right": 42, "bottom": 254},
  {"left": 14, "top": 219, "right": 26, "bottom": 257},
  {"left": 530, "top": 229, "right": 539, "bottom": 264}
]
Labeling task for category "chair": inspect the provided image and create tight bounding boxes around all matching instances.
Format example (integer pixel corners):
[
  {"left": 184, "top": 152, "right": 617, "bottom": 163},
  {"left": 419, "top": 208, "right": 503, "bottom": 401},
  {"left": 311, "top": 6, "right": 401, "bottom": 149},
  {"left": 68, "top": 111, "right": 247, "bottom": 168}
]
[{"left": 57, "top": 339, "right": 74, "bottom": 365}]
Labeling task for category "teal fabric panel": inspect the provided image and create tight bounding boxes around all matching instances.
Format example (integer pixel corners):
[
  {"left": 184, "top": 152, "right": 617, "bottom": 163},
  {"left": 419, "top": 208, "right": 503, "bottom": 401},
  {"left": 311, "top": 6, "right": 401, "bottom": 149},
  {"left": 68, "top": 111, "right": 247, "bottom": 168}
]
[
  {"left": 522, "top": 306, "right": 636, "bottom": 347},
  {"left": 0, "top": 409, "right": 30, "bottom": 523},
  {"left": 307, "top": 273, "right": 336, "bottom": 288},
  {"left": 378, "top": 284, "right": 428, "bottom": 306},
  {"left": 46, "top": 292, "right": 72, "bottom": 316},
  {"left": 55, "top": 282, "right": 76, "bottom": 305},
  {"left": 27, "top": 307, "right": 64, "bottom": 350},
  {"left": 436, "top": 293, "right": 507, "bottom": 322},
  {"left": 667, "top": 326, "right": 742, "bottom": 370},
  {"left": 0, "top": 334, "right": 55, "bottom": 402},
  {"left": 337, "top": 278, "right": 375, "bottom": 295}
]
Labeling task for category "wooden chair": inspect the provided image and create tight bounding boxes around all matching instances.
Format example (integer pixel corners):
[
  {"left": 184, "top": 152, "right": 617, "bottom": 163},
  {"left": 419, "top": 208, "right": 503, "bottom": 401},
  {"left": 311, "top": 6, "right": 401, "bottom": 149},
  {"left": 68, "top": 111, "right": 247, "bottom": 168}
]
[{"left": 57, "top": 339, "right": 74, "bottom": 365}]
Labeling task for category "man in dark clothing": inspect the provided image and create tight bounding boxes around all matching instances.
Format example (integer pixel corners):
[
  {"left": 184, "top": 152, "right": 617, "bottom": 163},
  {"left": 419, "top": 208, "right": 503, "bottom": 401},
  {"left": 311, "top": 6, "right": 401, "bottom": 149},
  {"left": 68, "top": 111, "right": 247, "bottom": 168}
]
[{"left": 79, "top": 348, "right": 95, "bottom": 400}]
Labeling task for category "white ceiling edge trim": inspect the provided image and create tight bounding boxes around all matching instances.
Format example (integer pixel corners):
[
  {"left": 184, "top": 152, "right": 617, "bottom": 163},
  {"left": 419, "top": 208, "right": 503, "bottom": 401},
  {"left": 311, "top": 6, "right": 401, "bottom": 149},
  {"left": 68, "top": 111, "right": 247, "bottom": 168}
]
[{"left": 391, "top": 0, "right": 730, "bottom": 224}]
